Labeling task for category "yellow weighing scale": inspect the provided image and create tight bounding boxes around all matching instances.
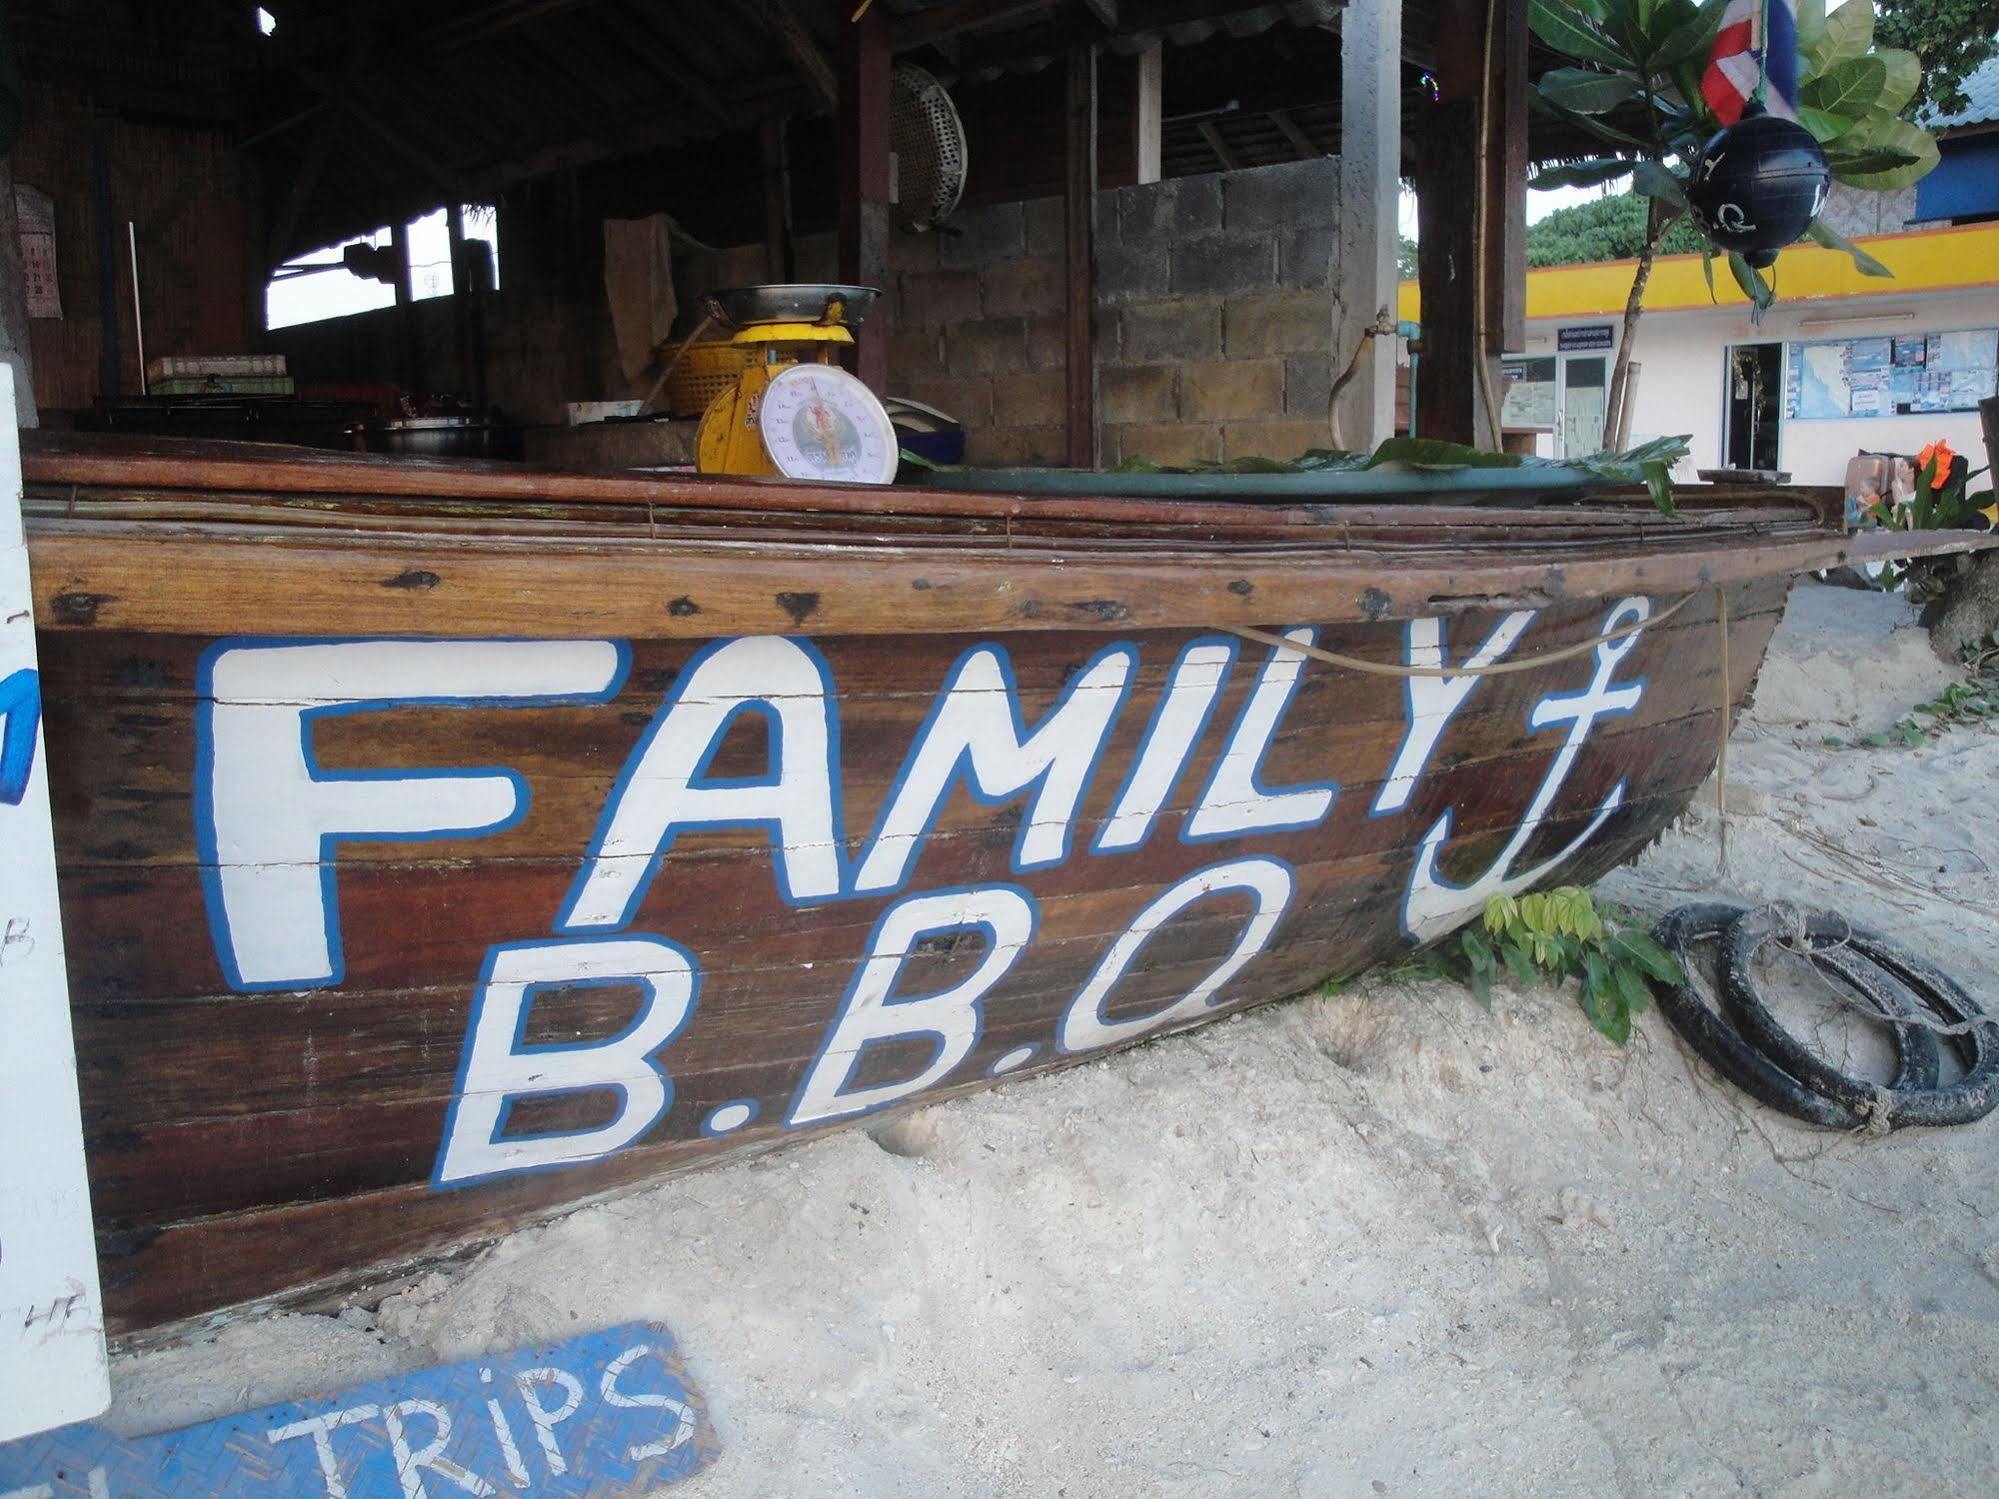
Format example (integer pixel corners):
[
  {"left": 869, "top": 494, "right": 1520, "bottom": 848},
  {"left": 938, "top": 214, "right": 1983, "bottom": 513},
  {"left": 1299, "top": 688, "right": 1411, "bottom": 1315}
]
[{"left": 693, "top": 283, "right": 899, "bottom": 485}]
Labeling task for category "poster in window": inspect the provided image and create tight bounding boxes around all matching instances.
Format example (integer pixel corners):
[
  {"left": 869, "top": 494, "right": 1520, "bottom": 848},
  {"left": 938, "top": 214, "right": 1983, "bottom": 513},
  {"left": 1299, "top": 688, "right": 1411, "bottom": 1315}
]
[{"left": 1789, "top": 328, "right": 1997, "bottom": 418}]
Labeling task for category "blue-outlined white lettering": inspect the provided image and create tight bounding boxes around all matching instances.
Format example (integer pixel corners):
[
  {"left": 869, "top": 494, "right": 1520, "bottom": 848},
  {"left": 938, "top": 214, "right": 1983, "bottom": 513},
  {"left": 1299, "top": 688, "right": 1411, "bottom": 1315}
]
[
  {"left": 197, "top": 638, "right": 628, "bottom": 990},
  {"left": 433, "top": 935, "right": 700, "bottom": 1187},
  {"left": 851, "top": 643, "right": 1135, "bottom": 894},
  {"left": 1401, "top": 596, "right": 1651, "bottom": 942},
  {"left": 1185, "top": 628, "right": 1338, "bottom": 841},
  {"left": 558, "top": 635, "right": 843, "bottom": 932},
  {"left": 181, "top": 611, "right": 1668, "bottom": 1195},
  {"left": 1371, "top": 610, "right": 1537, "bottom": 815},
  {"left": 788, "top": 884, "right": 1036, "bottom": 1126},
  {"left": 1058, "top": 856, "right": 1295, "bottom": 1052},
  {"left": 1094, "top": 637, "right": 1236, "bottom": 852}
]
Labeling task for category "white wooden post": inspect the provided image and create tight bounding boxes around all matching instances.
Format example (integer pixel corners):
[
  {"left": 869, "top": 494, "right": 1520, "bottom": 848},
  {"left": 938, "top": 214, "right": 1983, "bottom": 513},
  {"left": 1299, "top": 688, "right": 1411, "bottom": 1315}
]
[
  {"left": 1336, "top": 0, "right": 1401, "bottom": 449},
  {"left": 0, "top": 364, "right": 109, "bottom": 1441}
]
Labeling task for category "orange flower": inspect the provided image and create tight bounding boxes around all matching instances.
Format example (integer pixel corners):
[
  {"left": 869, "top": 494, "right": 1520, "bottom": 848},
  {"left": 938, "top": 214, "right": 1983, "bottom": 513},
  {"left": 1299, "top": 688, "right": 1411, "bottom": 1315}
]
[{"left": 1916, "top": 439, "right": 1956, "bottom": 490}]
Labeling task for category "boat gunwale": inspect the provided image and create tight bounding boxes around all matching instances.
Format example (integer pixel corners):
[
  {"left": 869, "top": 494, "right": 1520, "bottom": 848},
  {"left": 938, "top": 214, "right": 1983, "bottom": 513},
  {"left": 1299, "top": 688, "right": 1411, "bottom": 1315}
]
[
  {"left": 24, "top": 511, "right": 1990, "bottom": 636},
  {"left": 22, "top": 430, "right": 1845, "bottom": 534}
]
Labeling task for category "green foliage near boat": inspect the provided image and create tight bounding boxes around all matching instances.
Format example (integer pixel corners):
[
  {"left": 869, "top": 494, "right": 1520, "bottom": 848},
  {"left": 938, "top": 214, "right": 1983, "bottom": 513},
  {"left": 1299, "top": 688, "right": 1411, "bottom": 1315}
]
[
  {"left": 1404, "top": 887, "right": 1686, "bottom": 1045},
  {"left": 1114, "top": 434, "right": 1694, "bottom": 517},
  {"left": 1826, "top": 631, "right": 1999, "bottom": 749}
]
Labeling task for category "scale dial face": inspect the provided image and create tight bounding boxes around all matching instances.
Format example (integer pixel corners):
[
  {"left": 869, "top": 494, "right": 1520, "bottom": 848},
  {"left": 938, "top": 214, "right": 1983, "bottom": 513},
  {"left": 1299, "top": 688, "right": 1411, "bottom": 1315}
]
[{"left": 757, "top": 363, "right": 899, "bottom": 485}]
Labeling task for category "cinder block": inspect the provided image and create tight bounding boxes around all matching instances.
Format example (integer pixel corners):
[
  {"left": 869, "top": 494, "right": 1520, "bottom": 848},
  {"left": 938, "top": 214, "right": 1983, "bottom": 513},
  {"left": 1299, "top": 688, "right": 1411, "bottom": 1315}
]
[
  {"left": 940, "top": 202, "right": 1026, "bottom": 268},
  {"left": 965, "top": 424, "right": 1066, "bottom": 466},
  {"left": 1170, "top": 235, "right": 1277, "bottom": 298},
  {"left": 1110, "top": 420, "right": 1223, "bottom": 468},
  {"left": 991, "top": 369, "right": 1068, "bottom": 428},
  {"left": 1278, "top": 225, "right": 1337, "bottom": 291},
  {"left": 1117, "top": 301, "right": 1222, "bottom": 364},
  {"left": 891, "top": 226, "right": 940, "bottom": 275},
  {"left": 946, "top": 317, "right": 1029, "bottom": 375},
  {"left": 1224, "top": 291, "right": 1337, "bottom": 357},
  {"left": 1221, "top": 418, "right": 1332, "bottom": 462},
  {"left": 1223, "top": 158, "right": 1339, "bottom": 232},
  {"left": 1181, "top": 358, "right": 1285, "bottom": 422},
  {"left": 1095, "top": 242, "right": 1170, "bottom": 305},
  {"left": 899, "top": 268, "right": 983, "bottom": 328},
  {"left": 983, "top": 254, "right": 1064, "bottom": 317},
  {"left": 899, "top": 375, "right": 993, "bottom": 426},
  {"left": 1101, "top": 363, "right": 1179, "bottom": 424},
  {"left": 1024, "top": 196, "right": 1065, "bottom": 255},
  {"left": 891, "top": 326, "right": 947, "bottom": 380},
  {"left": 1115, "top": 176, "right": 1224, "bottom": 244},
  {"left": 1284, "top": 353, "right": 1334, "bottom": 419},
  {"left": 1026, "top": 314, "right": 1067, "bottom": 372}
]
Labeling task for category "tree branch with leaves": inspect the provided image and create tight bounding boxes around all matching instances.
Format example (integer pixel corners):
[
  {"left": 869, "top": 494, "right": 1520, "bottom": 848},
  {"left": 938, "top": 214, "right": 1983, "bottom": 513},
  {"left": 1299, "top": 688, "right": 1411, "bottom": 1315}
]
[{"left": 1529, "top": 0, "right": 1941, "bottom": 449}]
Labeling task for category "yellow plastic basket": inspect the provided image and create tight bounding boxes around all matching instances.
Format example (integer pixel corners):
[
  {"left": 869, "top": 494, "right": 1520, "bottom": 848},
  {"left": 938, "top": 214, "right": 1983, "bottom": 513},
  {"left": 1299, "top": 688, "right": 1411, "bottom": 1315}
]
[{"left": 664, "top": 339, "right": 756, "bottom": 418}]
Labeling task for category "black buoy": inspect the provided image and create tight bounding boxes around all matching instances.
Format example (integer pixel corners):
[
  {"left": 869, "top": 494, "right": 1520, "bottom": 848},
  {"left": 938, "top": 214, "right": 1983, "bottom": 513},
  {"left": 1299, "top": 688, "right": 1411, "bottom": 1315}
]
[{"left": 1685, "top": 109, "right": 1831, "bottom": 268}]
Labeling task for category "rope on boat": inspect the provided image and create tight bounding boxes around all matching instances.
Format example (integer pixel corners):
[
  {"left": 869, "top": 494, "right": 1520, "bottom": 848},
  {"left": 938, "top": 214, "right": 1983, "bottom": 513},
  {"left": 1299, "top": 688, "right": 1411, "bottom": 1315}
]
[{"left": 1218, "top": 589, "right": 1698, "bottom": 679}]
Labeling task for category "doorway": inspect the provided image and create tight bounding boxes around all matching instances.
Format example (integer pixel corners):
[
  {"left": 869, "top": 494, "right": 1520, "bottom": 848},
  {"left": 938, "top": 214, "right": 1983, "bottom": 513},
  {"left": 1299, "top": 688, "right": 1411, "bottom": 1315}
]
[{"left": 1725, "top": 343, "right": 1784, "bottom": 472}]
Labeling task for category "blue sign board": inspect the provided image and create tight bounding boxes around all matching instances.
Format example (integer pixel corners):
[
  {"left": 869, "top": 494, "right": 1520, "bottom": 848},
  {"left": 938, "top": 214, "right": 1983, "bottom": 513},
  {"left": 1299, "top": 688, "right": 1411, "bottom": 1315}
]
[
  {"left": 0, "top": 1323, "right": 718, "bottom": 1497},
  {"left": 1557, "top": 324, "right": 1616, "bottom": 352}
]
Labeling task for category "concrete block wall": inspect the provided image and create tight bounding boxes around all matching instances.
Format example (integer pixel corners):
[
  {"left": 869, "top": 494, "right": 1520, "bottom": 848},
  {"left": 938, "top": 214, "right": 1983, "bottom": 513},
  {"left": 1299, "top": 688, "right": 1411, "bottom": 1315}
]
[
  {"left": 682, "top": 156, "right": 1347, "bottom": 466},
  {"left": 1096, "top": 158, "right": 1342, "bottom": 465},
  {"left": 893, "top": 196, "right": 1071, "bottom": 464}
]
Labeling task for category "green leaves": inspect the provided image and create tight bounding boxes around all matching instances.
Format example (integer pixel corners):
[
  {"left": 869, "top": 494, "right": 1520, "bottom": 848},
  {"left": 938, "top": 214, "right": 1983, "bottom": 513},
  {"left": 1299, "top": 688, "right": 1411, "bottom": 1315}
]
[
  {"left": 1539, "top": 66, "right": 1645, "bottom": 113},
  {"left": 1530, "top": 0, "right": 1635, "bottom": 67},
  {"left": 1418, "top": 887, "right": 1681, "bottom": 1046},
  {"left": 1529, "top": 157, "right": 1638, "bottom": 191},
  {"left": 1727, "top": 251, "right": 1775, "bottom": 314},
  {"left": 1825, "top": 114, "right": 1940, "bottom": 190},
  {"left": 1801, "top": 53, "right": 1888, "bottom": 120},
  {"left": 1871, "top": 47, "right": 1923, "bottom": 119},
  {"left": 1362, "top": 438, "right": 1526, "bottom": 471},
  {"left": 1806, "top": 0, "right": 1874, "bottom": 74},
  {"left": 1629, "top": 158, "right": 1687, "bottom": 208},
  {"left": 1651, "top": 0, "right": 1732, "bottom": 72},
  {"left": 1805, "top": 218, "right": 1893, "bottom": 277}
]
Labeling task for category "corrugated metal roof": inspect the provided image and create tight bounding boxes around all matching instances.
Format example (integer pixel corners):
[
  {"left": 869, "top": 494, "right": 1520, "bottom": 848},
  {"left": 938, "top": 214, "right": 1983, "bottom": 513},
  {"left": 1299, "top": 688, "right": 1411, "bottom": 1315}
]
[{"left": 1924, "top": 51, "right": 1999, "bottom": 130}]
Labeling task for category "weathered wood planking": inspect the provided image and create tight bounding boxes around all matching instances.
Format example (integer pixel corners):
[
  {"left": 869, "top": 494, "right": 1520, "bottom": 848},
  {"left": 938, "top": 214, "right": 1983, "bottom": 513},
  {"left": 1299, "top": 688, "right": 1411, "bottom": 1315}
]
[
  {"left": 32, "top": 437, "right": 1951, "bottom": 1339},
  {"left": 31, "top": 520, "right": 1785, "bottom": 1337}
]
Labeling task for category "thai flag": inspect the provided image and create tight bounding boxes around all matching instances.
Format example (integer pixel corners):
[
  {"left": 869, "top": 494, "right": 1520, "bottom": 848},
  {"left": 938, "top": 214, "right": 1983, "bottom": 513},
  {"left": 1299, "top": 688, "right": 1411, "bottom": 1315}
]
[{"left": 1702, "top": 0, "right": 1799, "bottom": 125}]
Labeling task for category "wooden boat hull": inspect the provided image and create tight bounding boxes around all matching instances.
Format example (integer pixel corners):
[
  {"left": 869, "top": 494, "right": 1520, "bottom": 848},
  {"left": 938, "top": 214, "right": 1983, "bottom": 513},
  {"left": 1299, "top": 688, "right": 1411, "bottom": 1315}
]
[{"left": 24, "top": 437, "right": 1912, "bottom": 1337}]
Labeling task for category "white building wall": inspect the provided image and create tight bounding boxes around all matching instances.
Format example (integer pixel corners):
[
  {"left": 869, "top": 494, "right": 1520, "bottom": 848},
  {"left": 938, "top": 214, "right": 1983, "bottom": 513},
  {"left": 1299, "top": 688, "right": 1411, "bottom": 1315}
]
[{"left": 1517, "top": 287, "right": 1999, "bottom": 487}]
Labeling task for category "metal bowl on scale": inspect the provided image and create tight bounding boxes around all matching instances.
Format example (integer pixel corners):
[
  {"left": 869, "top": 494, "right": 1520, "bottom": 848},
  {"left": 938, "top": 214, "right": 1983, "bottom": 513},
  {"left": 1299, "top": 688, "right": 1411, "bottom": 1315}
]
[{"left": 705, "top": 283, "right": 881, "bottom": 330}]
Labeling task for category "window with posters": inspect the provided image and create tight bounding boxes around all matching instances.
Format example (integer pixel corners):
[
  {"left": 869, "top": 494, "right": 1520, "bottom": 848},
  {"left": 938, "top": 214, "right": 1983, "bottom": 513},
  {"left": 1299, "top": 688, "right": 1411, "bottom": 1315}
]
[
  {"left": 1785, "top": 328, "right": 1998, "bottom": 419},
  {"left": 1501, "top": 356, "right": 1557, "bottom": 430}
]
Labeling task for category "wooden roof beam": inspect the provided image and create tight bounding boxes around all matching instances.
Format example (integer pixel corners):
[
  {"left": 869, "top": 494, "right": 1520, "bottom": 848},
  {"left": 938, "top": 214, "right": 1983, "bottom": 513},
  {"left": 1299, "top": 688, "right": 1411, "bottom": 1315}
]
[
  {"left": 606, "top": 0, "right": 738, "bottom": 130},
  {"left": 893, "top": 0, "right": 1061, "bottom": 52},
  {"left": 1269, "top": 107, "right": 1323, "bottom": 157},
  {"left": 753, "top": 0, "right": 838, "bottom": 113},
  {"left": 1195, "top": 119, "right": 1240, "bottom": 170}
]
